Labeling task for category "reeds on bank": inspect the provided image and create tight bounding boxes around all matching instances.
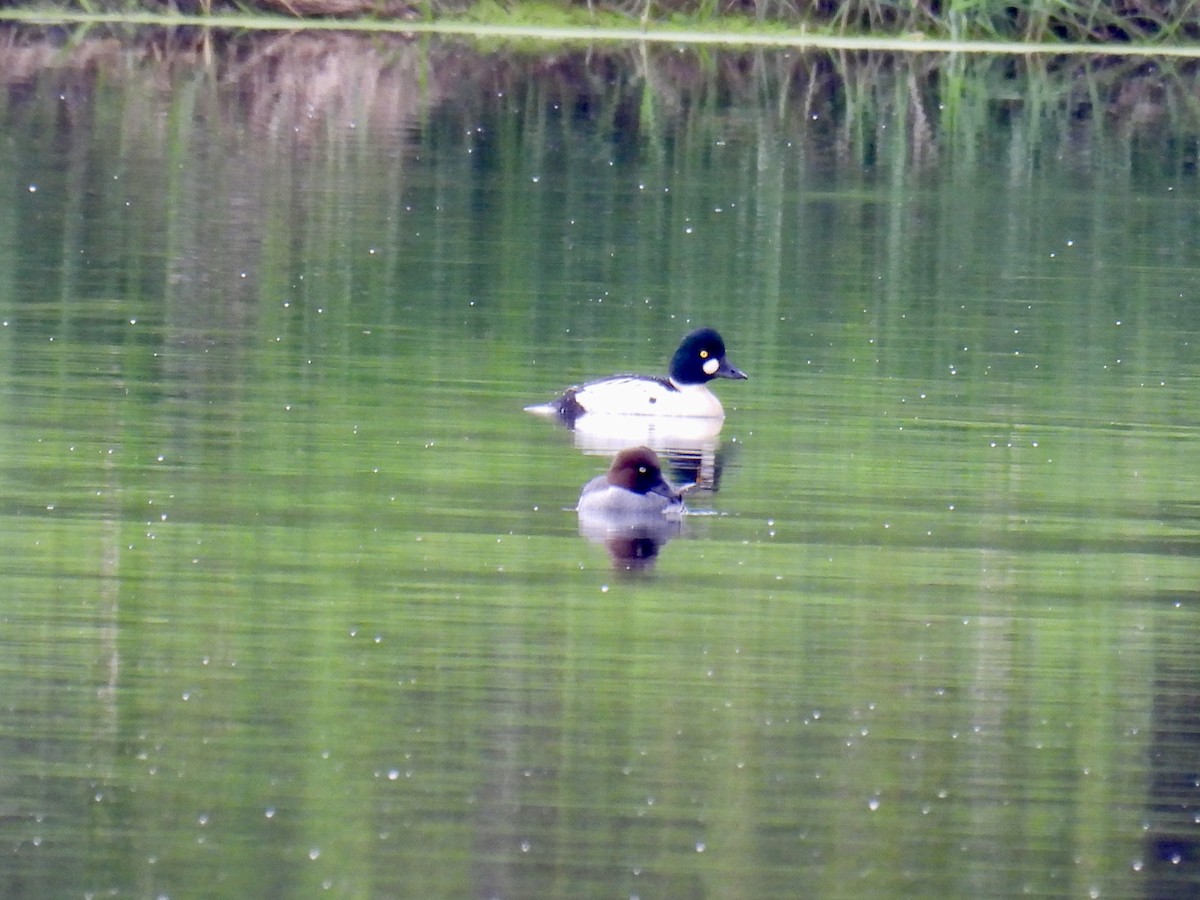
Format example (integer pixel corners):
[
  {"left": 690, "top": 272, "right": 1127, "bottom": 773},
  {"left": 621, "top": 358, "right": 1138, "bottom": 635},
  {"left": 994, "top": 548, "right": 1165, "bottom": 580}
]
[{"left": 14, "top": 0, "right": 1200, "bottom": 42}]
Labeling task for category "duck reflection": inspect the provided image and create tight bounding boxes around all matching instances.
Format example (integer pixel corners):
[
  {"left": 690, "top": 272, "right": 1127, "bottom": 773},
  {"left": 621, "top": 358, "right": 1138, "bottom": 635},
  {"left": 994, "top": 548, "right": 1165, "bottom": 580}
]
[
  {"left": 576, "top": 447, "right": 684, "bottom": 571},
  {"left": 565, "top": 412, "right": 731, "bottom": 493}
]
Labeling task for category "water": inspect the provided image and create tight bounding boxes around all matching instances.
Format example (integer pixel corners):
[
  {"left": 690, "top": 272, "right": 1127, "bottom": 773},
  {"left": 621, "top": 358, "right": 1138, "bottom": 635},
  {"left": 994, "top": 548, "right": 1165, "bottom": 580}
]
[{"left": 1, "top": 31, "right": 1199, "bottom": 898}]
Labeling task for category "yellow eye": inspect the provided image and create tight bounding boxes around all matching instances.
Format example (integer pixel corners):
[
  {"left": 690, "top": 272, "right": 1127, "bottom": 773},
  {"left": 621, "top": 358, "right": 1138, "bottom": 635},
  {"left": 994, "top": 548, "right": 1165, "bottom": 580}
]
[
  {"left": 639, "top": 466, "right": 647, "bottom": 474},
  {"left": 699, "top": 350, "right": 709, "bottom": 359}
]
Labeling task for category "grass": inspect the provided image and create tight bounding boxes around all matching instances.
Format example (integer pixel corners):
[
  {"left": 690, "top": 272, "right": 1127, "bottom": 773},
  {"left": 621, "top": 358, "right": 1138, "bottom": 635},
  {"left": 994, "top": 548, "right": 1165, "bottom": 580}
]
[{"left": 4, "top": 0, "right": 1200, "bottom": 43}]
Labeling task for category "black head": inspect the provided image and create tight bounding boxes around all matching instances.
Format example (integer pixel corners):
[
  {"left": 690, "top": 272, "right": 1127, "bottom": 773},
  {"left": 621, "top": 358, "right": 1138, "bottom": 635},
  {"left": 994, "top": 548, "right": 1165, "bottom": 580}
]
[{"left": 669, "top": 328, "right": 748, "bottom": 386}]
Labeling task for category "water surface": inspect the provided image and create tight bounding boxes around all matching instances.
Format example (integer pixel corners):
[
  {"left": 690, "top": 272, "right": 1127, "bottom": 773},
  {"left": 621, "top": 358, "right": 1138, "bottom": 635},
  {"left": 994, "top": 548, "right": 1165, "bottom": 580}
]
[{"left": 1, "top": 31, "right": 1199, "bottom": 898}]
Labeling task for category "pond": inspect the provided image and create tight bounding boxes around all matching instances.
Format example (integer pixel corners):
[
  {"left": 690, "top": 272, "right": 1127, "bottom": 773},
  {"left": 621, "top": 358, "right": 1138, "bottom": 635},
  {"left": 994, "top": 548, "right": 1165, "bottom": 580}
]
[{"left": 1, "top": 27, "right": 1199, "bottom": 899}]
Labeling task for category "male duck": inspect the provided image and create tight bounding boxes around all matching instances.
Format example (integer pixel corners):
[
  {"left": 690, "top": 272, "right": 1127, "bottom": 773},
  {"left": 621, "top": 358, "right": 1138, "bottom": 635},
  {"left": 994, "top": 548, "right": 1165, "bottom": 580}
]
[{"left": 526, "top": 328, "right": 747, "bottom": 425}]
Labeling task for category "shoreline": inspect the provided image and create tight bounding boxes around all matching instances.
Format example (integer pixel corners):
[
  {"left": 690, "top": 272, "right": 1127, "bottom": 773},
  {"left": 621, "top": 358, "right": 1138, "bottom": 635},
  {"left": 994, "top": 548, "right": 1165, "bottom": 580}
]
[{"left": 4, "top": 8, "right": 1200, "bottom": 57}]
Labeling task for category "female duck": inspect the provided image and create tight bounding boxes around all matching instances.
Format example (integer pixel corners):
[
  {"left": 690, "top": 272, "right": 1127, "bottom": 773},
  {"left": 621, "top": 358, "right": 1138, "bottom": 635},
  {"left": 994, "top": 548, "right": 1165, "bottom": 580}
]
[
  {"left": 526, "top": 328, "right": 747, "bottom": 425},
  {"left": 577, "top": 447, "right": 684, "bottom": 518}
]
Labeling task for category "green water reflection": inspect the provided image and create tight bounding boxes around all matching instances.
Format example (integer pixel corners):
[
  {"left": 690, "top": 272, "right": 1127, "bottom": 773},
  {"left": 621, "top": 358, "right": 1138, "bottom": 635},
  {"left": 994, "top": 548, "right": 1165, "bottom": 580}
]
[{"left": 1, "top": 31, "right": 1199, "bottom": 899}]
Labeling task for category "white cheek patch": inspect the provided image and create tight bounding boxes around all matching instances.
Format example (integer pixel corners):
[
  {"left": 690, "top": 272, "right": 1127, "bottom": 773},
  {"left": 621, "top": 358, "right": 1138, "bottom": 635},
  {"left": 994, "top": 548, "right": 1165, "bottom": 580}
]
[{"left": 702, "top": 358, "right": 721, "bottom": 376}]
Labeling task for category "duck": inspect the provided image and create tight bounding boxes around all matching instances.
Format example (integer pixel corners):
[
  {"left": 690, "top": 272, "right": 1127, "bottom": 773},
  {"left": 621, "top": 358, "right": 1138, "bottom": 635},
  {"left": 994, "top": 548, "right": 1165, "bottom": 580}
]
[
  {"left": 526, "top": 328, "right": 747, "bottom": 425},
  {"left": 576, "top": 446, "right": 685, "bottom": 519}
]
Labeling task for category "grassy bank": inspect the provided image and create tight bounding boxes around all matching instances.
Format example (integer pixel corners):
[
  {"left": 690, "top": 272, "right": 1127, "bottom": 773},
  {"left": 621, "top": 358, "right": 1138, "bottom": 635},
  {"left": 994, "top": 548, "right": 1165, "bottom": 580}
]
[{"left": 4, "top": 0, "right": 1200, "bottom": 43}]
